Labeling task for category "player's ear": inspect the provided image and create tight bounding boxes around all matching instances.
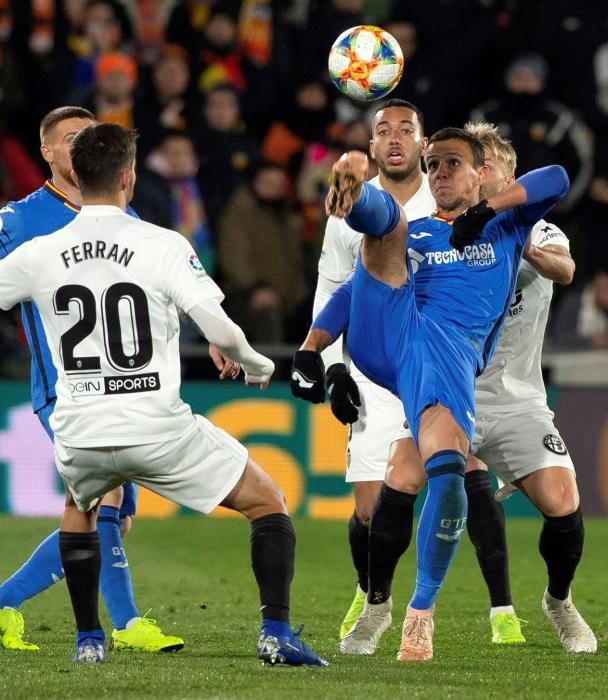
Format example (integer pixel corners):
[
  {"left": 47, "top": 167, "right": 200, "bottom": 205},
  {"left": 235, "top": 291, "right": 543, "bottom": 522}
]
[
  {"left": 369, "top": 138, "right": 376, "bottom": 160},
  {"left": 40, "top": 143, "right": 52, "bottom": 165},
  {"left": 70, "top": 169, "right": 80, "bottom": 189},
  {"left": 420, "top": 136, "right": 429, "bottom": 156},
  {"left": 477, "top": 163, "right": 489, "bottom": 186},
  {"left": 505, "top": 174, "right": 515, "bottom": 186}
]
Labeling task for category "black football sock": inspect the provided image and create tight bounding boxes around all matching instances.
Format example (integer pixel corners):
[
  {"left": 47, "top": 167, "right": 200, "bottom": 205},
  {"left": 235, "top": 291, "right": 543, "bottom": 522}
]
[
  {"left": 348, "top": 512, "right": 370, "bottom": 593},
  {"left": 368, "top": 484, "right": 416, "bottom": 604},
  {"left": 251, "top": 513, "right": 295, "bottom": 623},
  {"left": 59, "top": 531, "right": 102, "bottom": 633},
  {"left": 539, "top": 506, "right": 584, "bottom": 600},
  {"left": 465, "top": 470, "right": 512, "bottom": 608}
]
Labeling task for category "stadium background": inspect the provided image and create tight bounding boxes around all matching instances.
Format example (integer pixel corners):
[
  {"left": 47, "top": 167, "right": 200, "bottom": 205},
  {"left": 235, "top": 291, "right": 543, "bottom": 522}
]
[{"left": 0, "top": 0, "right": 607, "bottom": 518}]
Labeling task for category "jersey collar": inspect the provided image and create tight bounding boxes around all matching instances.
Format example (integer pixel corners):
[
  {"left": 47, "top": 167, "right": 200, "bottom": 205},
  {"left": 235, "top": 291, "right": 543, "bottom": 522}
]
[
  {"left": 44, "top": 180, "right": 81, "bottom": 213},
  {"left": 431, "top": 210, "right": 455, "bottom": 224}
]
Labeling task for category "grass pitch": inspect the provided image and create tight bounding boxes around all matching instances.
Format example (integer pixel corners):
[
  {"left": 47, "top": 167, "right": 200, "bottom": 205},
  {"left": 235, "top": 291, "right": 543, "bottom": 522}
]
[{"left": 0, "top": 516, "right": 606, "bottom": 699}]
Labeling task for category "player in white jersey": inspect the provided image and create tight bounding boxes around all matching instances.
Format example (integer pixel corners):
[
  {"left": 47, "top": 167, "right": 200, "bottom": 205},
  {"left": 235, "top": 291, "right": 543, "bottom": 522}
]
[
  {"left": 0, "top": 123, "right": 327, "bottom": 667},
  {"left": 311, "top": 100, "right": 434, "bottom": 640},
  {"left": 340, "top": 123, "right": 596, "bottom": 656}
]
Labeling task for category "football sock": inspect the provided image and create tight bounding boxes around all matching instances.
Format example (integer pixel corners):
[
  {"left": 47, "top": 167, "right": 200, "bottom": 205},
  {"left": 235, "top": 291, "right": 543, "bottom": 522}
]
[
  {"left": 59, "top": 531, "right": 102, "bottom": 634},
  {"left": 368, "top": 485, "right": 416, "bottom": 604},
  {"left": 348, "top": 512, "right": 370, "bottom": 594},
  {"left": 539, "top": 506, "right": 584, "bottom": 600},
  {"left": 251, "top": 513, "right": 295, "bottom": 623},
  {"left": 465, "top": 469, "right": 512, "bottom": 607},
  {"left": 410, "top": 451, "right": 467, "bottom": 611},
  {"left": 0, "top": 529, "right": 64, "bottom": 608},
  {"left": 97, "top": 505, "right": 139, "bottom": 629}
]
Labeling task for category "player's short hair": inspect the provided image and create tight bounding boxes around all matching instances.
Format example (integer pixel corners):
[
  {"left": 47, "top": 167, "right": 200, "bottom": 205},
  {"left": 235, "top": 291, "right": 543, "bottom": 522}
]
[
  {"left": 427, "top": 127, "right": 485, "bottom": 168},
  {"left": 373, "top": 98, "right": 425, "bottom": 134},
  {"left": 70, "top": 123, "right": 137, "bottom": 196},
  {"left": 464, "top": 121, "right": 517, "bottom": 176},
  {"left": 39, "top": 106, "right": 95, "bottom": 143}
]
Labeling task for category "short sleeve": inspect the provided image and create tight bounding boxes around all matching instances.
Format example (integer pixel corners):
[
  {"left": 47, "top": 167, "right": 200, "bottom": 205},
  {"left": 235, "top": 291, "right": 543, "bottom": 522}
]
[
  {"left": 162, "top": 235, "right": 224, "bottom": 313},
  {"left": 0, "top": 202, "right": 25, "bottom": 259},
  {"left": 0, "top": 240, "right": 33, "bottom": 308},
  {"left": 530, "top": 220, "right": 570, "bottom": 251}
]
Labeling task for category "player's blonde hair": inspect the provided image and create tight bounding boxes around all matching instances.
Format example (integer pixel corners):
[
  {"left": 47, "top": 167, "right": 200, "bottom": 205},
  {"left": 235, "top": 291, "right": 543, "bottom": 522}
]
[{"left": 464, "top": 121, "right": 517, "bottom": 176}]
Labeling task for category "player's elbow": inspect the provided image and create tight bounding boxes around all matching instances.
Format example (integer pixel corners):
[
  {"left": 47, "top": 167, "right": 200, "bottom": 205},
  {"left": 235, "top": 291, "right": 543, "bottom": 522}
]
[
  {"left": 547, "top": 165, "right": 570, "bottom": 201},
  {"left": 557, "top": 258, "right": 576, "bottom": 286}
]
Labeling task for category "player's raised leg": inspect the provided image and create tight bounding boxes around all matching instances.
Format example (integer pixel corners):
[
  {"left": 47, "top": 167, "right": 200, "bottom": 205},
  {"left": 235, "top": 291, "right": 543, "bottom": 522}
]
[
  {"left": 221, "top": 457, "right": 328, "bottom": 667},
  {"left": 517, "top": 467, "right": 596, "bottom": 653},
  {"left": 465, "top": 458, "right": 525, "bottom": 644}
]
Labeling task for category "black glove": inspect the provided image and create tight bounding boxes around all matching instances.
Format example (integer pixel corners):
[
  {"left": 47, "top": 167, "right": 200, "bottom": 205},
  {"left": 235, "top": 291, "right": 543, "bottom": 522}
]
[
  {"left": 449, "top": 199, "right": 496, "bottom": 252},
  {"left": 326, "top": 363, "right": 361, "bottom": 425},
  {"left": 290, "top": 350, "right": 326, "bottom": 403}
]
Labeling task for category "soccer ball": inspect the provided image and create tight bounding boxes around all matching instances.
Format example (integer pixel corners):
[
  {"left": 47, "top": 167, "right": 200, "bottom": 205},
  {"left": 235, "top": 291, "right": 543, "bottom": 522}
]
[{"left": 328, "top": 25, "right": 404, "bottom": 101}]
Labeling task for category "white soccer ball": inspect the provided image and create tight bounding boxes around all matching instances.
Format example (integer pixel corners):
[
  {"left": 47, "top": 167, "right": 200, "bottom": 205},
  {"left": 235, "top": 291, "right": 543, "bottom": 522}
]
[{"left": 328, "top": 25, "right": 404, "bottom": 101}]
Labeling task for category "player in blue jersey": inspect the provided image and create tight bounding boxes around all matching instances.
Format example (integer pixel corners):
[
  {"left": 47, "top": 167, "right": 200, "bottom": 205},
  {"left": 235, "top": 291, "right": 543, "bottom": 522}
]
[
  {"left": 291, "top": 127, "right": 569, "bottom": 660},
  {"left": 0, "top": 106, "right": 183, "bottom": 653}
]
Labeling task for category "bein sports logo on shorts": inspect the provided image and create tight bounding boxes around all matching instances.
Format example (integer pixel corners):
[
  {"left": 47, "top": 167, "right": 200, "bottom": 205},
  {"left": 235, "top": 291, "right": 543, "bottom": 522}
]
[{"left": 188, "top": 253, "right": 207, "bottom": 280}]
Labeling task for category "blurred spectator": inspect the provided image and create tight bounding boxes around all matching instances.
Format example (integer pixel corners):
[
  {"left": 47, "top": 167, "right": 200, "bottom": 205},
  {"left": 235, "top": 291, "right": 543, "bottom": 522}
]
[
  {"left": 550, "top": 269, "right": 608, "bottom": 349},
  {"left": 0, "top": 121, "right": 44, "bottom": 203},
  {"left": 166, "top": 0, "right": 242, "bottom": 58},
  {"left": 470, "top": 53, "right": 594, "bottom": 213},
  {"left": 134, "top": 43, "right": 197, "bottom": 157},
  {"left": 133, "top": 130, "right": 215, "bottom": 272},
  {"left": 217, "top": 161, "right": 308, "bottom": 343},
  {"left": 263, "top": 79, "right": 337, "bottom": 173},
  {"left": 71, "top": 50, "right": 138, "bottom": 127},
  {"left": 195, "top": 83, "right": 261, "bottom": 228}
]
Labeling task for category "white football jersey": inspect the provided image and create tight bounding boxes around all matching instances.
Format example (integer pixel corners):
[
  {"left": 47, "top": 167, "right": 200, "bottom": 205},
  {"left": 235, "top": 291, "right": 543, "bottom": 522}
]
[
  {"left": 475, "top": 220, "right": 570, "bottom": 411},
  {"left": 0, "top": 205, "right": 223, "bottom": 447},
  {"left": 315, "top": 174, "right": 435, "bottom": 373}
]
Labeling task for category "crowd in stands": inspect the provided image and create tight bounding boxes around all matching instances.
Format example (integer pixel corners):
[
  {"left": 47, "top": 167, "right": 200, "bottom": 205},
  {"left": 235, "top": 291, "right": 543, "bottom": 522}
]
[{"left": 1, "top": 0, "right": 607, "bottom": 378}]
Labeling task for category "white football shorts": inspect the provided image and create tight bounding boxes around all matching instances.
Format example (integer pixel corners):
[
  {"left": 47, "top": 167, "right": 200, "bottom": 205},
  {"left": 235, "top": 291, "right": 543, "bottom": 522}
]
[
  {"left": 472, "top": 405, "right": 575, "bottom": 501},
  {"left": 345, "top": 367, "right": 405, "bottom": 483},
  {"left": 54, "top": 414, "right": 248, "bottom": 513}
]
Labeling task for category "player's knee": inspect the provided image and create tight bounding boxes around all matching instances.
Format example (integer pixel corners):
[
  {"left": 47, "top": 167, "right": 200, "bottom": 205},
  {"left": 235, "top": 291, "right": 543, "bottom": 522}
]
[
  {"left": 385, "top": 440, "right": 425, "bottom": 494},
  {"left": 537, "top": 482, "right": 580, "bottom": 517},
  {"left": 465, "top": 455, "right": 487, "bottom": 473}
]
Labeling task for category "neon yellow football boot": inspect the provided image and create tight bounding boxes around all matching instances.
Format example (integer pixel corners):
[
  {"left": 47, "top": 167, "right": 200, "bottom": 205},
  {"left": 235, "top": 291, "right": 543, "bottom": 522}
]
[
  {"left": 111, "top": 613, "right": 184, "bottom": 653},
  {"left": 339, "top": 584, "right": 366, "bottom": 640},
  {"left": 0, "top": 608, "right": 39, "bottom": 651},
  {"left": 491, "top": 613, "right": 527, "bottom": 644}
]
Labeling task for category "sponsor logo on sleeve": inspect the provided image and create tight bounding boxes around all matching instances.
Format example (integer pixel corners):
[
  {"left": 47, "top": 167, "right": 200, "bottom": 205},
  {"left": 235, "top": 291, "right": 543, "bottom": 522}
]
[{"left": 188, "top": 253, "right": 207, "bottom": 280}]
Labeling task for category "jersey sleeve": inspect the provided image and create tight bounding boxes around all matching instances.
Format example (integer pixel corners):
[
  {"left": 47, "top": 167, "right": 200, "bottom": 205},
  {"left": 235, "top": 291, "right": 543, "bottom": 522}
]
[
  {"left": 318, "top": 216, "right": 359, "bottom": 283},
  {"left": 0, "top": 239, "right": 33, "bottom": 308},
  {"left": 312, "top": 274, "right": 353, "bottom": 341},
  {"left": 0, "top": 202, "right": 25, "bottom": 259},
  {"left": 162, "top": 235, "right": 224, "bottom": 313},
  {"left": 531, "top": 220, "right": 570, "bottom": 250}
]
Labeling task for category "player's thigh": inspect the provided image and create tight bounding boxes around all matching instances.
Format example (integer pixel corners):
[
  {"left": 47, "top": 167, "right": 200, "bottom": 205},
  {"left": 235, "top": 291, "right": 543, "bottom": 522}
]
[
  {"left": 346, "top": 377, "right": 404, "bottom": 484},
  {"left": 221, "top": 457, "right": 287, "bottom": 520},
  {"left": 385, "top": 433, "right": 425, "bottom": 495},
  {"left": 475, "top": 409, "right": 575, "bottom": 504},
  {"left": 100, "top": 485, "right": 124, "bottom": 508},
  {"left": 54, "top": 441, "right": 123, "bottom": 513},
  {"left": 126, "top": 415, "right": 248, "bottom": 515},
  {"left": 516, "top": 467, "right": 579, "bottom": 516}
]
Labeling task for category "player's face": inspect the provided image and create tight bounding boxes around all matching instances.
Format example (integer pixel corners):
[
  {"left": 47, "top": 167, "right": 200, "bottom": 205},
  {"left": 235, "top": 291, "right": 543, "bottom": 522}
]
[
  {"left": 425, "top": 138, "right": 486, "bottom": 212},
  {"left": 480, "top": 151, "right": 514, "bottom": 199},
  {"left": 370, "top": 107, "right": 424, "bottom": 181},
  {"left": 41, "top": 117, "right": 95, "bottom": 185}
]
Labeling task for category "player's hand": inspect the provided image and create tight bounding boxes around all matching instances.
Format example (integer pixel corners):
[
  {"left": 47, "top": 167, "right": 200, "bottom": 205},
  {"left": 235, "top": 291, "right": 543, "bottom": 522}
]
[
  {"left": 290, "top": 350, "right": 326, "bottom": 403},
  {"left": 244, "top": 356, "right": 275, "bottom": 389},
  {"left": 326, "top": 151, "right": 369, "bottom": 218},
  {"left": 326, "top": 363, "right": 361, "bottom": 424},
  {"left": 449, "top": 199, "right": 496, "bottom": 252},
  {"left": 209, "top": 344, "right": 241, "bottom": 380}
]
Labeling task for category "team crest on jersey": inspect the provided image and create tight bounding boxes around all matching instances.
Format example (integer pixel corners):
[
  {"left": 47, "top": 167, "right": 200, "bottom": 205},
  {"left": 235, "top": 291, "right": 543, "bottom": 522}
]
[
  {"left": 188, "top": 253, "right": 207, "bottom": 280},
  {"left": 542, "top": 433, "right": 568, "bottom": 455}
]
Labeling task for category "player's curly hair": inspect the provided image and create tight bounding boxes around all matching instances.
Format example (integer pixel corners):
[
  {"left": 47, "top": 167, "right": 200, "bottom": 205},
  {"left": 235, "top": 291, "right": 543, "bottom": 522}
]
[
  {"left": 464, "top": 121, "right": 517, "bottom": 176},
  {"left": 373, "top": 98, "right": 425, "bottom": 134}
]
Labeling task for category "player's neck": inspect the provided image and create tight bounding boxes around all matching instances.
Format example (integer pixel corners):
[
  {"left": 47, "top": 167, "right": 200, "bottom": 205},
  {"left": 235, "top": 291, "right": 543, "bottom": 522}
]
[
  {"left": 378, "top": 169, "right": 423, "bottom": 206},
  {"left": 50, "top": 174, "right": 82, "bottom": 206},
  {"left": 82, "top": 193, "right": 127, "bottom": 210}
]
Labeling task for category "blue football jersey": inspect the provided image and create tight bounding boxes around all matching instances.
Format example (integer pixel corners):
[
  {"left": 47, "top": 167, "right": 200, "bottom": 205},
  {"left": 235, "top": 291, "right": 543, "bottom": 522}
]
[{"left": 0, "top": 181, "right": 138, "bottom": 412}]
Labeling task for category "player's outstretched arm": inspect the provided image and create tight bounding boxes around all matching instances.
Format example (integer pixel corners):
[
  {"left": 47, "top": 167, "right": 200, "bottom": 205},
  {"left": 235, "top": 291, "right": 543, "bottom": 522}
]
[
  {"left": 524, "top": 239, "right": 575, "bottom": 285},
  {"left": 188, "top": 299, "right": 274, "bottom": 388}
]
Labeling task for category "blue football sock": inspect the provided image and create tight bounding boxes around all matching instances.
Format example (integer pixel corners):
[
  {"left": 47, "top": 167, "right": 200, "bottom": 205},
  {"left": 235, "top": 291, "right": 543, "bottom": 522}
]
[
  {"left": 97, "top": 506, "right": 139, "bottom": 629},
  {"left": 0, "top": 529, "right": 64, "bottom": 608},
  {"left": 410, "top": 451, "right": 467, "bottom": 610}
]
